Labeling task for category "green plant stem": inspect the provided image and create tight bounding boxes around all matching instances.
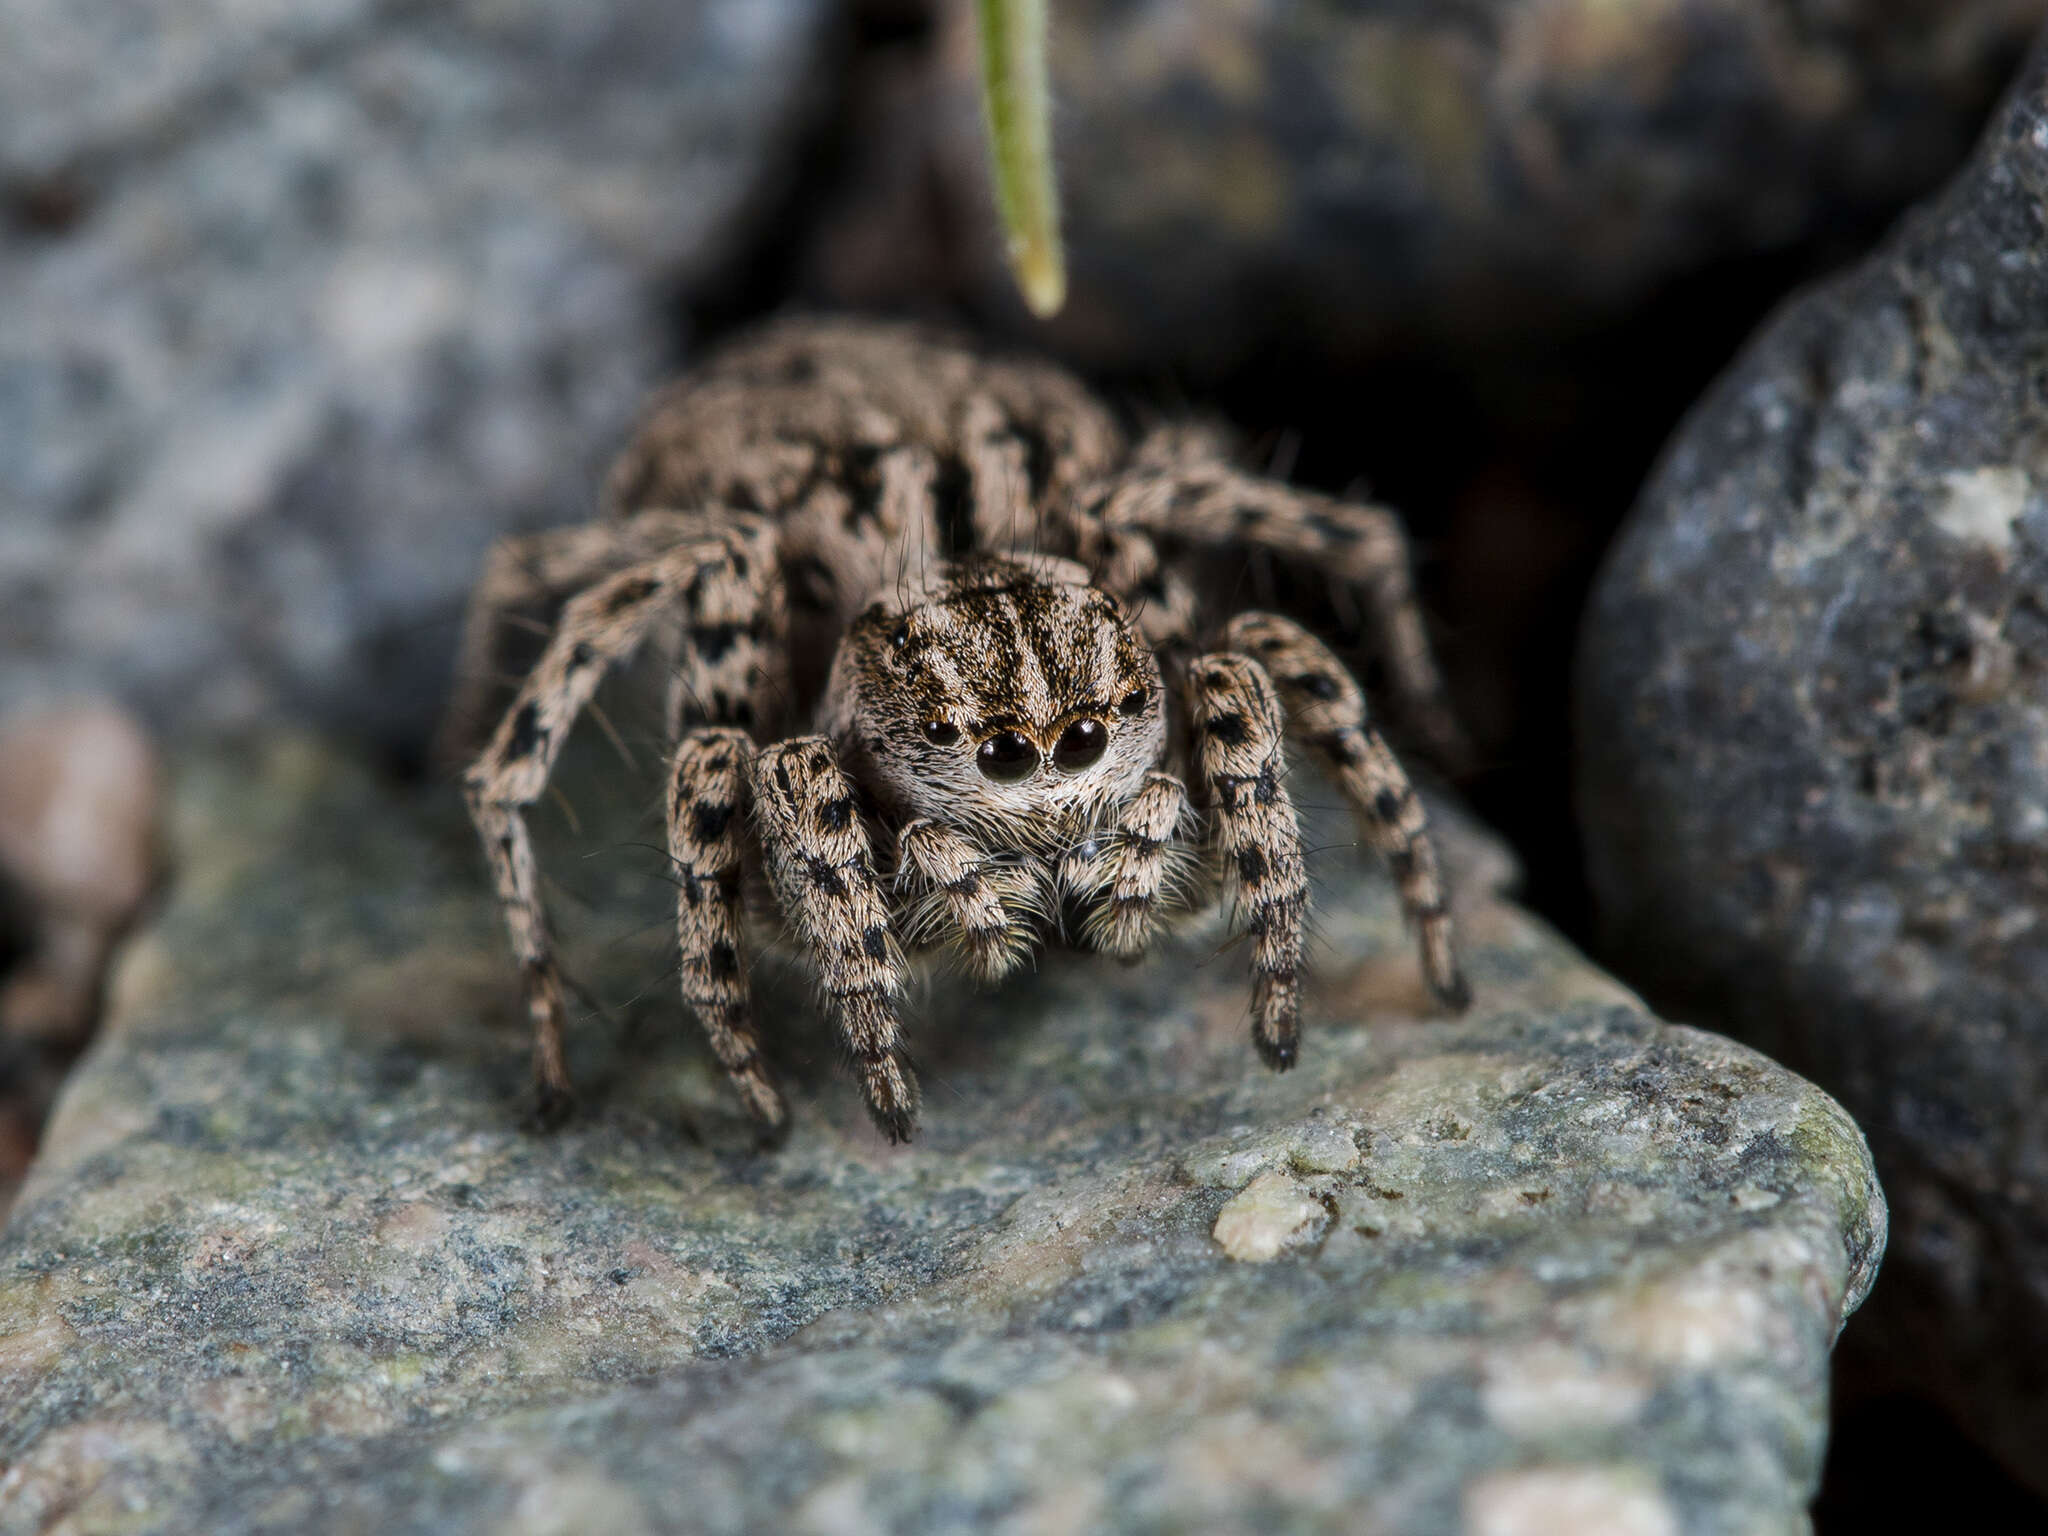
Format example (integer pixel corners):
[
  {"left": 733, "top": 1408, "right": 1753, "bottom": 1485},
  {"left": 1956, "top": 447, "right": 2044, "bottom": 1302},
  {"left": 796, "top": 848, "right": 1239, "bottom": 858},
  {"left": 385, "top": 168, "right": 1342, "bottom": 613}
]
[{"left": 975, "top": 0, "right": 1065, "bottom": 317}]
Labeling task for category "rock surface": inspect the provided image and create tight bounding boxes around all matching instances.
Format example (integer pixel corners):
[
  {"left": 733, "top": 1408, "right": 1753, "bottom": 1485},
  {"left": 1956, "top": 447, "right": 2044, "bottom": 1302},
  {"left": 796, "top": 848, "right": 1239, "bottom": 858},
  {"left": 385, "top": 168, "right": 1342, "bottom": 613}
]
[
  {"left": 0, "top": 737, "right": 1881, "bottom": 1532},
  {"left": 1578, "top": 32, "right": 2048, "bottom": 1494},
  {"left": 812, "top": 0, "right": 2047, "bottom": 376},
  {"left": 0, "top": 0, "right": 827, "bottom": 750}
]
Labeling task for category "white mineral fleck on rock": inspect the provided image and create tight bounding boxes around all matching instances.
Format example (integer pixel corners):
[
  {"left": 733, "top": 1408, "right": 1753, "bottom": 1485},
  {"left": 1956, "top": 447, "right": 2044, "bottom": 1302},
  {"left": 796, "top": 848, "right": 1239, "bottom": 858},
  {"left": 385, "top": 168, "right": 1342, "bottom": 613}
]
[
  {"left": 1465, "top": 1466, "right": 1679, "bottom": 1536},
  {"left": 1212, "top": 1172, "right": 1327, "bottom": 1262},
  {"left": 1934, "top": 466, "right": 2029, "bottom": 552},
  {"left": 1479, "top": 1344, "right": 1651, "bottom": 1434}
]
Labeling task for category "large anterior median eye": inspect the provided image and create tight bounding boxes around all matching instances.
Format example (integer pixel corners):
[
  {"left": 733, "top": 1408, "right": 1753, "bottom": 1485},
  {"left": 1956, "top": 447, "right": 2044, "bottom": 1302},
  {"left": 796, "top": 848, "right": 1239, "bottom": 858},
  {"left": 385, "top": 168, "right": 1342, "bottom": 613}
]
[
  {"left": 976, "top": 730, "right": 1040, "bottom": 783},
  {"left": 1053, "top": 719, "right": 1107, "bottom": 772}
]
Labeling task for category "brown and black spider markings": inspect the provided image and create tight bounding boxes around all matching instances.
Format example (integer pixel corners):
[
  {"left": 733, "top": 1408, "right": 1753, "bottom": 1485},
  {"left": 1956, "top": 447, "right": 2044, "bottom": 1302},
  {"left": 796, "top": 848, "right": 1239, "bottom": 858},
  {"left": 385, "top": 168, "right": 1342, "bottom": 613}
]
[{"left": 446, "top": 316, "right": 1472, "bottom": 1142}]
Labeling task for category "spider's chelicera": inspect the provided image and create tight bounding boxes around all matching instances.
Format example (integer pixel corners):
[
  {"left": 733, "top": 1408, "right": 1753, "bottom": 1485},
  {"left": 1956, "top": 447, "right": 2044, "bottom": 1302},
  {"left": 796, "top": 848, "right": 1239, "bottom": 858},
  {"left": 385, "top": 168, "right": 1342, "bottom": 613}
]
[{"left": 446, "top": 318, "right": 1472, "bottom": 1142}]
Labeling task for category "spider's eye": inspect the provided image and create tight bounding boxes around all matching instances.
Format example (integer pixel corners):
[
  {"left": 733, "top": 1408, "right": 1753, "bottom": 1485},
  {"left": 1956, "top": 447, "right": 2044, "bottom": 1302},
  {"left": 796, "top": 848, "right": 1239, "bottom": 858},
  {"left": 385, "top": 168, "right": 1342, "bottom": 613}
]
[
  {"left": 1117, "top": 689, "right": 1148, "bottom": 717},
  {"left": 923, "top": 720, "right": 961, "bottom": 746},
  {"left": 976, "top": 730, "right": 1039, "bottom": 783},
  {"left": 1053, "top": 719, "right": 1108, "bottom": 772}
]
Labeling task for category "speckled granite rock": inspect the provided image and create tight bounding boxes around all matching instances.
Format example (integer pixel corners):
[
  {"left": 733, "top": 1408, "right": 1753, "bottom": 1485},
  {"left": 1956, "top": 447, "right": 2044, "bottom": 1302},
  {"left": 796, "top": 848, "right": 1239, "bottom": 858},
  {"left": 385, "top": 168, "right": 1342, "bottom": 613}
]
[
  {"left": 0, "top": 738, "right": 1882, "bottom": 1533},
  {"left": 1578, "top": 33, "right": 2048, "bottom": 1495},
  {"left": 813, "top": 0, "right": 2045, "bottom": 376},
  {"left": 0, "top": 0, "right": 827, "bottom": 749}
]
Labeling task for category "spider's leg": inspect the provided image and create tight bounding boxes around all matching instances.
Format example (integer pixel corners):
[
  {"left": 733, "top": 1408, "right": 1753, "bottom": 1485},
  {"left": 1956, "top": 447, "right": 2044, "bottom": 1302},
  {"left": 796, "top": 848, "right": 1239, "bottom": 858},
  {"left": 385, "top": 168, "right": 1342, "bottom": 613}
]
[
  {"left": 462, "top": 520, "right": 773, "bottom": 1125},
  {"left": 667, "top": 729, "right": 785, "bottom": 1130},
  {"left": 1067, "top": 770, "right": 1194, "bottom": 958},
  {"left": 439, "top": 510, "right": 739, "bottom": 771},
  {"left": 659, "top": 519, "right": 791, "bottom": 1129},
  {"left": 1224, "top": 612, "right": 1470, "bottom": 1012},
  {"left": 895, "top": 818, "right": 1036, "bottom": 984},
  {"left": 750, "top": 737, "right": 919, "bottom": 1142},
  {"left": 1184, "top": 652, "right": 1309, "bottom": 1070},
  {"left": 1100, "top": 442, "right": 1469, "bottom": 771},
  {"left": 1077, "top": 524, "right": 1202, "bottom": 655}
]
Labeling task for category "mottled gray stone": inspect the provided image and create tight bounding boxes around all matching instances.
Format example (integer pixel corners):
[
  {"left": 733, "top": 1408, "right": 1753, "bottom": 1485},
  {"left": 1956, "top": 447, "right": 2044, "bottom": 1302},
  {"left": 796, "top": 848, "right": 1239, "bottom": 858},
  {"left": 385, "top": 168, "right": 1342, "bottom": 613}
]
[
  {"left": 812, "top": 0, "right": 2045, "bottom": 377},
  {"left": 0, "top": 0, "right": 827, "bottom": 748},
  {"left": 0, "top": 737, "right": 1880, "bottom": 1533},
  {"left": 1578, "top": 32, "right": 2048, "bottom": 1494}
]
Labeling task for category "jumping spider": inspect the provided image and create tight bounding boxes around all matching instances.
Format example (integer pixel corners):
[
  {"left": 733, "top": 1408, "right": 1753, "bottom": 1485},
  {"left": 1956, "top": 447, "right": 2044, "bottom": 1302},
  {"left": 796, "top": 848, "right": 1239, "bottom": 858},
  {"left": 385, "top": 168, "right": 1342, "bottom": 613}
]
[{"left": 448, "top": 317, "right": 1471, "bottom": 1141}]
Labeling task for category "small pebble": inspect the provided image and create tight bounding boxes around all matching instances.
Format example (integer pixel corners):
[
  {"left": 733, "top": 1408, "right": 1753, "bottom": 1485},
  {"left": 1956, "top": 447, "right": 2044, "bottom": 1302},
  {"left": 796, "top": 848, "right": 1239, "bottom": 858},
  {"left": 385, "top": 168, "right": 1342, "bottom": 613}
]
[{"left": 0, "top": 702, "right": 162, "bottom": 1046}]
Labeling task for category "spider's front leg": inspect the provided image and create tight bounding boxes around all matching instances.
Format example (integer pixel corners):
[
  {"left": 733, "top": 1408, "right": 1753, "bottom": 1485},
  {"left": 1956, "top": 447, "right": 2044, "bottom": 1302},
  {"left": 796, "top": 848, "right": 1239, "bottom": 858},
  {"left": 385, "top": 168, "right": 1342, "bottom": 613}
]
[
  {"left": 1183, "top": 654, "right": 1310, "bottom": 1069},
  {"left": 667, "top": 729, "right": 785, "bottom": 1131},
  {"left": 750, "top": 738, "right": 919, "bottom": 1141},
  {"left": 1224, "top": 613, "right": 1470, "bottom": 1011}
]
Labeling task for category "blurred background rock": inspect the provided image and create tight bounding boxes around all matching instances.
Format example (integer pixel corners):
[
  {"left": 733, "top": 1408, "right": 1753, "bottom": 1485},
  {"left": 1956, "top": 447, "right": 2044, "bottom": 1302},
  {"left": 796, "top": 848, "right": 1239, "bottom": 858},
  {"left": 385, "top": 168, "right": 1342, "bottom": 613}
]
[
  {"left": 0, "top": 0, "right": 833, "bottom": 756},
  {"left": 1581, "top": 32, "right": 2048, "bottom": 1507},
  {"left": 5, "top": 0, "right": 2048, "bottom": 1524}
]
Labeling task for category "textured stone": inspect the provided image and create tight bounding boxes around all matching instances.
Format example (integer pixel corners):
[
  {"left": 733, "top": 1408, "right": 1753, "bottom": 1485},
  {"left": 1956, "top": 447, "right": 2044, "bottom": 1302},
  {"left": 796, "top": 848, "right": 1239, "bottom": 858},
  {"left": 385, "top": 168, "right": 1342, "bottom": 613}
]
[
  {"left": 812, "top": 0, "right": 2046, "bottom": 377},
  {"left": 0, "top": 737, "right": 1881, "bottom": 1532},
  {"left": 1578, "top": 33, "right": 2048, "bottom": 1493},
  {"left": 0, "top": 0, "right": 827, "bottom": 749}
]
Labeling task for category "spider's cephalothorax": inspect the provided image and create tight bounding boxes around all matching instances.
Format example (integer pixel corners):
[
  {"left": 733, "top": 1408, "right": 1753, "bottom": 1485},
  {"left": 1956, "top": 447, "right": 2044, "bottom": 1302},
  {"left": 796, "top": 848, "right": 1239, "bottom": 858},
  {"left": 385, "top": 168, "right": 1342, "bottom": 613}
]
[{"left": 448, "top": 317, "right": 1472, "bottom": 1141}]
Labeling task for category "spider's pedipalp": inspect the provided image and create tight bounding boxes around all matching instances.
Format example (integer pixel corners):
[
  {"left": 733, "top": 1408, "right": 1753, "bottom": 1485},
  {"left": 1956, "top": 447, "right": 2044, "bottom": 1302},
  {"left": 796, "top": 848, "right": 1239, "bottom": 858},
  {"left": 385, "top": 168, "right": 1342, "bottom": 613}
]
[
  {"left": 462, "top": 518, "right": 776, "bottom": 1124},
  {"left": 1069, "top": 769, "right": 1195, "bottom": 958},
  {"left": 1224, "top": 612, "right": 1469, "bottom": 1012},
  {"left": 750, "top": 736, "right": 919, "bottom": 1141},
  {"left": 1184, "top": 652, "right": 1309, "bottom": 1070},
  {"left": 895, "top": 817, "right": 1036, "bottom": 983}
]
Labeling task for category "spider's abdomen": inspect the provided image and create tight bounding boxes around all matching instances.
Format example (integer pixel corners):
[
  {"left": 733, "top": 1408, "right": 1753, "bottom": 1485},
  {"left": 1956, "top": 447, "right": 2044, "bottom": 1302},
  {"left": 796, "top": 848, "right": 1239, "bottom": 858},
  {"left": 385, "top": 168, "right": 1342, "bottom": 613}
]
[{"left": 604, "top": 317, "right": 1125, "bottom": 552}]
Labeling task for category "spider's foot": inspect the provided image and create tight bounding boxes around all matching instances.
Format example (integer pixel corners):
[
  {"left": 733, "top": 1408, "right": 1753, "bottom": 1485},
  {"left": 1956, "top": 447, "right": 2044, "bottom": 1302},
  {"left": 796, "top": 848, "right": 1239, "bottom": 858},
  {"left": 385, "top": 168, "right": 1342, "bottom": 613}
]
[
  {"left": 861, "top": 1055, "right": 921, "bottom": 1145},
  {"left": 1251, "top": 971, "right": 1301, "bottom": 1072},
  {"left": 750, "top": 1108, "right": 795, "bottom": 1152},
  {"left": 531, "top": 1079, "right": 578, "bottom": 1131},
  {"left": 1253, "top": 1032, "right": 1298, "bottom": 1072},
  {"left": 871, "top": 1107, "right": 918, "bottom": 1146},
  {"left": 1432, "top": 967, "right": 1473, "bottom": 1015},
  {"left": 728, "top": 1063, "right": 789, "bottom": 1131},
  {"left": 735, "top": 1074, "right": 793, "bottom": 1150}
]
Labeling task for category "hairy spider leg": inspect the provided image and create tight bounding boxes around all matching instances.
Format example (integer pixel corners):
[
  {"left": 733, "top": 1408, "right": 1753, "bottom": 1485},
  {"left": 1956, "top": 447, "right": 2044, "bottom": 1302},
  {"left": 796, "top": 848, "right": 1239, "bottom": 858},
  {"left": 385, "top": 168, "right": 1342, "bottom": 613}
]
[
  {"left": 462, "top": 516, "right": 778, "bottom": 1124},
  {"left": 1224, "top": 612, "right": 1470, "bottom": 1011},
  {"left": 1183, "top": 652, "right": 1310, "bottom": 1070}
]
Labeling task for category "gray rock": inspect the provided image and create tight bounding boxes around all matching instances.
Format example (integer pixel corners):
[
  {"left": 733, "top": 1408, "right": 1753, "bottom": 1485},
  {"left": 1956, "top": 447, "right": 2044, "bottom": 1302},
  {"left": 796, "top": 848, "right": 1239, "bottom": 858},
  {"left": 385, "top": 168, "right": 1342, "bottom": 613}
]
[
  {"left": 0, "top": 737, "right": 1881, "bottom": 1533},
  {"left": 1578, "top": 32, "right": 2048, "bottom": 1493},
  {"left": 811, "top": 0, "right": 2047, "bottom": 377},
  {"left": 0, "top": 0, "right": 828, "bottom": 749}
]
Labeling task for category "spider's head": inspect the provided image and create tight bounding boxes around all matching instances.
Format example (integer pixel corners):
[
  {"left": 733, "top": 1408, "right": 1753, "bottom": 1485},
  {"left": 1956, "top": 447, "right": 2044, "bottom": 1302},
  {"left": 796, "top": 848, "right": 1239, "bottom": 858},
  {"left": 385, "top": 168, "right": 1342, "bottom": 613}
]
[{"left": 828, "top": 554, "right": 1167, "bottom": 839}]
